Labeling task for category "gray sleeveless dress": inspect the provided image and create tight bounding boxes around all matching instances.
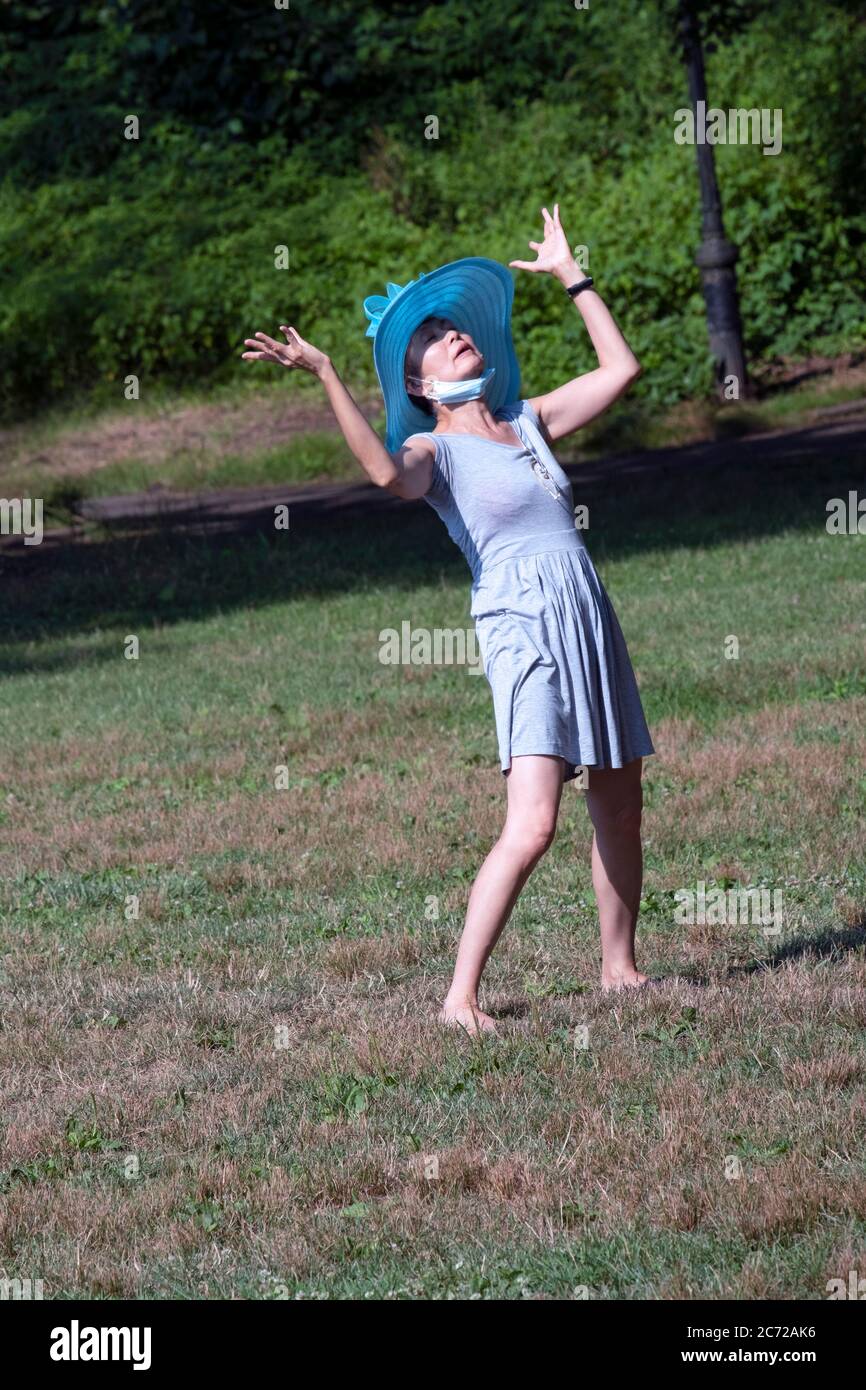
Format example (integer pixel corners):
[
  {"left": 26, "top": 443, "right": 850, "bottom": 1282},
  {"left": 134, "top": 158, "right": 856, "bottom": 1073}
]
[{"left": 408, "top": 397, "right": 655, "bottom": 783}]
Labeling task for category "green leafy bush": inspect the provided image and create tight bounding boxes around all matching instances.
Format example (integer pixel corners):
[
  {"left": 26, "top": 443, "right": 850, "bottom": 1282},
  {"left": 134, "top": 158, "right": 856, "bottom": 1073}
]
[{"left": 0, "top": 0, "right": 863, "bottom": 419}]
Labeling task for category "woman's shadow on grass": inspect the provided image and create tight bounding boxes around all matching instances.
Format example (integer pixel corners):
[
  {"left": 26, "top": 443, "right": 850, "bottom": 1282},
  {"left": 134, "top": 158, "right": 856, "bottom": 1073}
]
[
  {"left": 664, "top": 915, "right": 866, "bottom": 989},
  {"left": 725, "top": 917, "right": 866, "bottom": 980},
  {"left": 491, "top": 918, "right": 866, "bottom": 1022}
]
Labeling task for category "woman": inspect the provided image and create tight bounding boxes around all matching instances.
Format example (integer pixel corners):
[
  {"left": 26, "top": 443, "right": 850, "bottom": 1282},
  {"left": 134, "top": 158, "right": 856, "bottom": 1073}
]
[{"left": 242, "top": 203, "right": 656, "bottom": 1036}]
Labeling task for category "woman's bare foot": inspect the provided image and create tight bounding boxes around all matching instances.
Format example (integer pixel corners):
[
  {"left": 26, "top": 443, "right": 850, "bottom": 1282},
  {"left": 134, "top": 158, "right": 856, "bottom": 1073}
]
[
  {"left": 601, "top": 968, "right": 651, "bottom": 994},
  {"left": 438, "top": 999, "right": 499, "bottom": 1035}
]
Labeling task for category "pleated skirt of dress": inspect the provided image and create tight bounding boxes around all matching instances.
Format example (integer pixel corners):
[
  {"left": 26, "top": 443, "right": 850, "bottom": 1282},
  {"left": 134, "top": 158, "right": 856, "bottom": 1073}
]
[{"left": 470, "top": 546, "right": 655, "bottom": 782}]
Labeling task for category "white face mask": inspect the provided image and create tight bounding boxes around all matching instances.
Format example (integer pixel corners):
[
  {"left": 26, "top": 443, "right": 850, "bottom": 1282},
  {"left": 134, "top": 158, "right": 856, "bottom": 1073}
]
[{"left": 409, "top": 365, "right": 496, "bottom": 405}]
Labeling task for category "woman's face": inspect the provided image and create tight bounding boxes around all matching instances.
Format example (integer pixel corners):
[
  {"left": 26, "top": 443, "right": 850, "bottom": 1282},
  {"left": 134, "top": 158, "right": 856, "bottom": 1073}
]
[{"left": 405, "top": 316, "right": 483, "bottom": 397}]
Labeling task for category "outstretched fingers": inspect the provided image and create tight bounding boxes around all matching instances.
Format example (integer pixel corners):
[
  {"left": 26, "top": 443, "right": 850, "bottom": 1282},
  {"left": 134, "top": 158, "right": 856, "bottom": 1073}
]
[
  {"left": 240, "top": 329, "right": 295, "bottom": 363},
  {"left": 241, "top": 336, "right": 277, "bottom": 361},
  {"left": 253, "top": 331, "right": 283, "bottom": 351},
  {"left": 240, "top": 324, "right": 315, "bottom": 367}
]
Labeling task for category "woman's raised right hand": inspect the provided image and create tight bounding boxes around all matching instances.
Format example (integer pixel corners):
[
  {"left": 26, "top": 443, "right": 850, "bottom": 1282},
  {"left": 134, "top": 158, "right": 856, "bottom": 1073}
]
[{"left": 241, "top": 325, "right": 330, "bottom": 378}]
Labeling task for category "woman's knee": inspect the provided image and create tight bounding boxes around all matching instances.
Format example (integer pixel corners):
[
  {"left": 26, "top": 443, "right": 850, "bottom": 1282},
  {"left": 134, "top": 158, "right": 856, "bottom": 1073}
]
[
  {"left": 587, "top": 792, "right": 643, "bottom": 836},
  {"left": 502, "top": 809, "right": 558, "bottom": 860},
  {"left": 501, "top": 755, "right": 564, "bottom": 861}
]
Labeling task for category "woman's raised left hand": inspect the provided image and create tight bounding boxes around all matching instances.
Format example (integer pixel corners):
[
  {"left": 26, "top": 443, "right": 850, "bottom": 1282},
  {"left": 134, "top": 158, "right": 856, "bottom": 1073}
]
[{"left": 509, "top": 203, "right": 574, "bottom": 276}]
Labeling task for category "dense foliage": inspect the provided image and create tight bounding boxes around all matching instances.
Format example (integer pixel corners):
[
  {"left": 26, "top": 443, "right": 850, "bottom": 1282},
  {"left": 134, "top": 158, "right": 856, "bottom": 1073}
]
[{"left": 1, "top": 0, "right": 864, "bottom": 418}]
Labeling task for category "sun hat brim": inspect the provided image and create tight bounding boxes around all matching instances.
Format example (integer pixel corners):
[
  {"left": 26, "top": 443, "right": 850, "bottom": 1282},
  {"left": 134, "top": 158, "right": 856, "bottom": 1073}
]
[{"left": 368, "top": 257, "right": 521, "bottom": 453}]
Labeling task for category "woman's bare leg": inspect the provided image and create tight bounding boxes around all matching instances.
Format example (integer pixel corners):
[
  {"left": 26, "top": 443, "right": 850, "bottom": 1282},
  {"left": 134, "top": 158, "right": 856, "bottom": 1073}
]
[
  {"left": 583, "top": 757, "right": 648, "bottom": 991},
  {"left": 440, "top": 754, "right": 565, "bottom": 1033}
]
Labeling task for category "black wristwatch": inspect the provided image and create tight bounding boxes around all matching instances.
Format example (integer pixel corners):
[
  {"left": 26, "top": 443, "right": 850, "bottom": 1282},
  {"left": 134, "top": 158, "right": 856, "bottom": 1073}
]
[{"left": 566, "top": 276, "right": 594, "bottom": 298}]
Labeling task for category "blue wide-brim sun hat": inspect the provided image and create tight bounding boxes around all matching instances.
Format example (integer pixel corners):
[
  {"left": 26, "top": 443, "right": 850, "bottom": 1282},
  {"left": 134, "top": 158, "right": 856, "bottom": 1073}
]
[{"left": 363, "top": 256, "right": 521, "bottom": 454}]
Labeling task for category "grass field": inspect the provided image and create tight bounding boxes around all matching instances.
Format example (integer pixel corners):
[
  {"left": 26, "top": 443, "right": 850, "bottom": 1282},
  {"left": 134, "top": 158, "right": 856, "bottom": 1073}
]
[{"left": 1, "top": 430, "right": 865, "bottom": 1299}]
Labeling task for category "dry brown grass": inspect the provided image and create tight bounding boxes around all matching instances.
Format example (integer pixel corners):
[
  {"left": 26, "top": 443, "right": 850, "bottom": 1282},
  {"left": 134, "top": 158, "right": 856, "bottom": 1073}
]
[
  {"left": 0, "top": 391, "right": 381, "bottom": 486},
  {"left": 4, "top": 694, "right": 861, "bottom": 898}
]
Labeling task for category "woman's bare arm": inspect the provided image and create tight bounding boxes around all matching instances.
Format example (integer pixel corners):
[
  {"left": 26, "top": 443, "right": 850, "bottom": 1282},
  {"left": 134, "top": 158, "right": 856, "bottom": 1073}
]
[
  {"left": 320, "top": 352, "right": 435, "bottom": 497},
  {"left": 380, "top": 435, "right": 435, "bottom": 499},
  {"left": 317, "top": 358, "right": 398, "bottom": 488},
  {"left": 241, "top": 324, "right": 414, "bottom": 490},
  {"left": 510, "top": 205, "right": 642, "bottom": 442}
]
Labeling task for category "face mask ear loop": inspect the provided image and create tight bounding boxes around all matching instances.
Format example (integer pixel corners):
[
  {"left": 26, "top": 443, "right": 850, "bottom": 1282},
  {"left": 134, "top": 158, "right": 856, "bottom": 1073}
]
[{"left": 406, "top": 373, "right": 438, "bottom": 403}]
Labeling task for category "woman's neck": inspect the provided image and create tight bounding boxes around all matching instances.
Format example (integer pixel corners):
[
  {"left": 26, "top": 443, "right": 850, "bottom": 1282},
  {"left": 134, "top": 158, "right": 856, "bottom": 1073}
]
[{"left": 433, "top": 399, "right": 500, "bottom": 434}]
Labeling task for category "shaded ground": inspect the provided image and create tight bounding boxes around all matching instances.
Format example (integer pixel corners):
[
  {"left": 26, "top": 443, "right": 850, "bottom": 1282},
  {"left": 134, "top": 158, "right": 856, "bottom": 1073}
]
[
  {"left": 3, "top": 394, "right": 865, "bottom": 558},
  {"left": 1, "top": 394, "right": 864, "bottom": 696},
  {"left": 1, "top": 351, "right": 863, "bottom": 498}
]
